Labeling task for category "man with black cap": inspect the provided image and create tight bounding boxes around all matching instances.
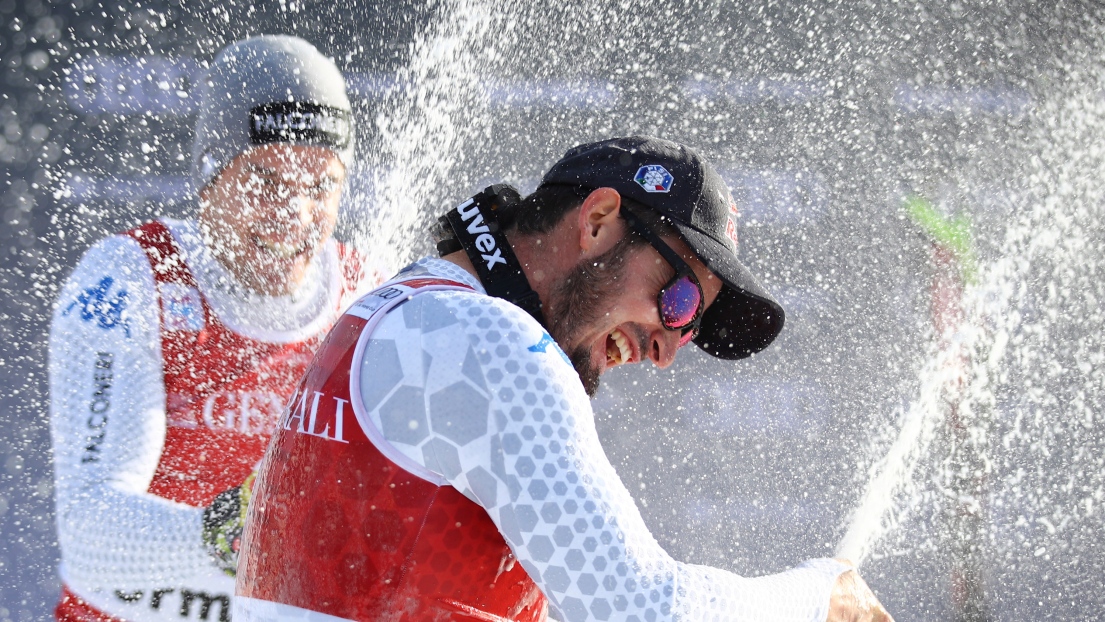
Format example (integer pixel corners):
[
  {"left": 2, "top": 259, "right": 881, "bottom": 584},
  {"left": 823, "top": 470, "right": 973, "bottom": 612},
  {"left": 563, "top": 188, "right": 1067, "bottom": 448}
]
[
  {"left": 49, "top": 35, "right": 374, "bottom": 622},
  {"left": 235, "top": 136, "right": 892, "bottom": 621}
]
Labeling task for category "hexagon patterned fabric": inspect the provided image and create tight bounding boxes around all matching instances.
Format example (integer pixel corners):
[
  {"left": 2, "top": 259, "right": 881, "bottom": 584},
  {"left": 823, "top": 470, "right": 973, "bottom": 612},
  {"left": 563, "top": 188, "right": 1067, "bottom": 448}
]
[{"left": 351, "top": 258, "right": 848, "bottom": 622}]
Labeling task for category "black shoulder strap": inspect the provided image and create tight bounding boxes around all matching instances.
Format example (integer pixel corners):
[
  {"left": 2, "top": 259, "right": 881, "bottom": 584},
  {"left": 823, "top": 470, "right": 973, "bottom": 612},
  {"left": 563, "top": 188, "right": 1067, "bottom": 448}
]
[{"left": 440, "top": 185, "right": 547, "bottom": 326}]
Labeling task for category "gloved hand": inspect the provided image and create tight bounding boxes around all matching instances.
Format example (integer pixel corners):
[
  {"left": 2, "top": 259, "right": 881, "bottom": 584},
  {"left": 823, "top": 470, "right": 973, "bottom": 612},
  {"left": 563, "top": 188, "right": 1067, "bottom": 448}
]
[{"left": 202, "top": 471, "right": 256, "bottom": 577}]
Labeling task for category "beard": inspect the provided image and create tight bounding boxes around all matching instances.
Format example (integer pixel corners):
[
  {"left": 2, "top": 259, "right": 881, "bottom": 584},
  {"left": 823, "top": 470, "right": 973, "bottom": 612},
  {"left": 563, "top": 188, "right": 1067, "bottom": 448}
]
[{"left": 544, "top": 236, "right": 637, "bottom": 397}]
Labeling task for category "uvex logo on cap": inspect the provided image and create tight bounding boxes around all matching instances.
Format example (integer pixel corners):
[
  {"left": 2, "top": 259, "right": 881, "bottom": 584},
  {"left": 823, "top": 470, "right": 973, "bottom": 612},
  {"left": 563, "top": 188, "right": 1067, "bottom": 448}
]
[{"left": 248, "top": 102, "right": 352, "bottom": 149}]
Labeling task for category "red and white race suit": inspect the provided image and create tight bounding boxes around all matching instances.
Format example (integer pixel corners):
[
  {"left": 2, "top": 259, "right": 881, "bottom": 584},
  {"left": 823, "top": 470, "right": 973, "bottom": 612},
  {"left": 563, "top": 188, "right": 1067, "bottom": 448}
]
[
  {"left": 50, "top": 218, "right": 375, "bottom": 622},
  {"left": 235, "top": 258, "right": 849, "bottom": 622}
]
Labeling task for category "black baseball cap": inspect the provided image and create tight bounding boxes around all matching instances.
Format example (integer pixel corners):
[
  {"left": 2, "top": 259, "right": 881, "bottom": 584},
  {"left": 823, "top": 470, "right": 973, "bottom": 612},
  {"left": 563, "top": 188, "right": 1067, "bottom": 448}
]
[{"left": 539, "top": 136, "right": 784, "bottom": 360}]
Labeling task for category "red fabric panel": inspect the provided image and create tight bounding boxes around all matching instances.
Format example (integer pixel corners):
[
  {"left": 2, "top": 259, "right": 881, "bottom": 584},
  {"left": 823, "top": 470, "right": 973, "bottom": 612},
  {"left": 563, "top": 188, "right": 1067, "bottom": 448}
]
[{"left": 239, "top": 294, "right": 547, "bottom": 621}]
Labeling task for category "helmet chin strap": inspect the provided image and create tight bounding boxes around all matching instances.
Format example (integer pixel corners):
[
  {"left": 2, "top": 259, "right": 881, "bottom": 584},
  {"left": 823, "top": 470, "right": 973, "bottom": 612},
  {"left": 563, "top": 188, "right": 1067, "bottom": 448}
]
[{"left": 438, "top": 184, "right": 547, "bottom": 327}]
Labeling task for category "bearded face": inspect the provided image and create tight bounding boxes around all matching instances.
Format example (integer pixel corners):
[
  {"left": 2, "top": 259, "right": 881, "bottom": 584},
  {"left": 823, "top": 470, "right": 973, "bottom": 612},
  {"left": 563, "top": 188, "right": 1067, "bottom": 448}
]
[{"left": 544, "top": 235, "right": 638, "bottom": 397}]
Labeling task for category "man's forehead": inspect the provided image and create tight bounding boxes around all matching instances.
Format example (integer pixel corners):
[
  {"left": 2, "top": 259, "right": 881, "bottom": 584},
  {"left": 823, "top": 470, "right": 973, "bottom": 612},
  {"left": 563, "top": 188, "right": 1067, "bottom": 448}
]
[{"left": 241, "top": 144, "right": 344, "bottom": 174}]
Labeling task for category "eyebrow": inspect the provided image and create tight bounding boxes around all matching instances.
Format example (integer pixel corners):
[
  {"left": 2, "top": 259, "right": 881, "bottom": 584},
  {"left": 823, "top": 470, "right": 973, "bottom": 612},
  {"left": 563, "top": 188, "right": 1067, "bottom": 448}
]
[
  {"left": 244, "top": 164, "right": 342, "bottom": 187},
  {"left": 244, "top": 164, "right": 278, "bottom": 177}
]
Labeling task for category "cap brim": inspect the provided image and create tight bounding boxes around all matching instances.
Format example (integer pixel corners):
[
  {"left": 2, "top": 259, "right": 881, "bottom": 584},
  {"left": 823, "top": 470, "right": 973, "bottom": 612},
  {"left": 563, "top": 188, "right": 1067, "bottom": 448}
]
[{"left": 673, "top": 223, "right": 785, "bottom": 360}]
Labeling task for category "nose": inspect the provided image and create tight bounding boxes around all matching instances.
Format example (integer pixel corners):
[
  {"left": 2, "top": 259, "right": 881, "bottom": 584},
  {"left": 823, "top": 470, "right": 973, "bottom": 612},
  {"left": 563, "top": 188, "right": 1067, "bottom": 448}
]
[
  {"left": 279, "top": 194, "right": 316, "bottom": 228},
  {"left": 295, "top": 195, "right": 316, "bottom": 226},
  {"left": 648, "top": 329, "right": 680, "bottom": 368}
]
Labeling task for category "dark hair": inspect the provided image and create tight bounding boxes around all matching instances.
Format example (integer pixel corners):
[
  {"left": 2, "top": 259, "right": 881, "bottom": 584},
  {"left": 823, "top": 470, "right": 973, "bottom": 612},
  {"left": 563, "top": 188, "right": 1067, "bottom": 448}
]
[{"left": 497, "top": 184, "right": 678, "bottom": 241}]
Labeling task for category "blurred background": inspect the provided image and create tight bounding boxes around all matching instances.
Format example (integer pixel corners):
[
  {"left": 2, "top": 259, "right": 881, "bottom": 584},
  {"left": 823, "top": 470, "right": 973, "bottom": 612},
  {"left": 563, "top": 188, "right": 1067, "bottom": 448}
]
[{"left": 2, "top": 1, "right": 1104, "bottom": 620}]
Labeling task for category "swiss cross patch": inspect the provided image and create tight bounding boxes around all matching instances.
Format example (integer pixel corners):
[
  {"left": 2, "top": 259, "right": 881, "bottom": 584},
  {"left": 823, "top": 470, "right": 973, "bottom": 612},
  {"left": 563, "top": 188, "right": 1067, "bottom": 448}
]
[
  {"left": 634, "top": 165, "right": 674, "bottom": 193},
  {"left": 724, "top": 202, "right": 739, "bottom": 248}
]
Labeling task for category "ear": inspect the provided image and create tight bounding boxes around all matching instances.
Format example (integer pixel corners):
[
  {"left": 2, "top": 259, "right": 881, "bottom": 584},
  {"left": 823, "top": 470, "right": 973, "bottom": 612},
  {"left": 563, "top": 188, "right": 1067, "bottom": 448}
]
[{"left": 576, "top": 187, "right": 626, "bottom": 257}]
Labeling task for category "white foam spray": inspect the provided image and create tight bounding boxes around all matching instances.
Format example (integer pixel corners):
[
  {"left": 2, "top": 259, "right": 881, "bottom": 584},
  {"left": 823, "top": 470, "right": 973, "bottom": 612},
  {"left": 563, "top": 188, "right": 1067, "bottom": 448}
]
[
  {"left": 834, "top": 332, "right": 969, "bottom": 564},
  {"left": 353, "top": 0, "right": 501, "bottom": 272},
  {"left": 836, "top": 52, "right": 1105, "bottom": 571}
]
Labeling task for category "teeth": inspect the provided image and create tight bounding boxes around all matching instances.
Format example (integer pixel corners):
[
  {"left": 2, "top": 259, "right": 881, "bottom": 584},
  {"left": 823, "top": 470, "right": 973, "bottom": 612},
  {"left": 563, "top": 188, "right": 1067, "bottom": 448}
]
[
  {"left": 256, "top": 238, "right": 305, "bottom": 258},
  {"left": 606, "top": 328, "right": 632, "bottom": 366}
]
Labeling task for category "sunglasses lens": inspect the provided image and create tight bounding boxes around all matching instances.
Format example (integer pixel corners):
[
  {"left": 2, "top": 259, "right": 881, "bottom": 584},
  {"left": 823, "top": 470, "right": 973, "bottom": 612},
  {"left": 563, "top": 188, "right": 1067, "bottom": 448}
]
[{"left": 660, "top": 275, "right": 702, "bottom": 330}]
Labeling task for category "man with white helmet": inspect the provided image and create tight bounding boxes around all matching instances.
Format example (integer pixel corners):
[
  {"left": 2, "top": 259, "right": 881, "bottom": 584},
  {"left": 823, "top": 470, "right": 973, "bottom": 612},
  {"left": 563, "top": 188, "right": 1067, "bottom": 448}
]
[{"left": 49, "top": 35, "right": 375, "bottom": 622}]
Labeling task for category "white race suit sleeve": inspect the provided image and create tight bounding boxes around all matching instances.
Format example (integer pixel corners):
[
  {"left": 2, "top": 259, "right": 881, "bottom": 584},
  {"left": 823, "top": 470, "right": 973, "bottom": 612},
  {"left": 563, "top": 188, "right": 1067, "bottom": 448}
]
[
  {"left": 49, "top": 236, "right": 216, "bottom": 589},
  {"left": 351, "top": 284, "right": 849, "bottom": 622}
]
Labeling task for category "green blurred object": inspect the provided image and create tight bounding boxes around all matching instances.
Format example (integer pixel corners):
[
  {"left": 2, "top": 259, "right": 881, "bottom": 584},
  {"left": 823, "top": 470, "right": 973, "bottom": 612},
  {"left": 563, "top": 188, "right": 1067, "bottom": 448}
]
[
  {"left": 202, "top": 471, "right": 256, "bottom": 578},
  {"left": 904, "top": 194, "right": 978, "bottom": 284}
]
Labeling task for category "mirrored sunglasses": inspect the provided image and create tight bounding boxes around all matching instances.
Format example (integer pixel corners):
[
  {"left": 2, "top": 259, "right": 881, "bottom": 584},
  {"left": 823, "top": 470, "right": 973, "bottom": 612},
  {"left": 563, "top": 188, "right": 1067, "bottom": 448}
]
[{"left": 622, "top": 210, "right": 704, "bottom": 348}]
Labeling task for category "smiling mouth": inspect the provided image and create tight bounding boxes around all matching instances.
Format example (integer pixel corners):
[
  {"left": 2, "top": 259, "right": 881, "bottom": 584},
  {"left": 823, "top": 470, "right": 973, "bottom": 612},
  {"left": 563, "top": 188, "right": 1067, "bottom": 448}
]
[
  {"left": 253, "top": 236, "right": 310, "bottom": 259},
  {"left": 605, "top": 328, "right": 632, "bottom": 367}
]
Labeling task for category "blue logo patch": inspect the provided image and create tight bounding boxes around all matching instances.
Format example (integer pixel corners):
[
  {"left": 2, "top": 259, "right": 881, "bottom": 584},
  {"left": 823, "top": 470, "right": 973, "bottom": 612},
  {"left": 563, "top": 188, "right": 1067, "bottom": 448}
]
[
  {"left": 527, "top": 332, "right": 571, "bottom": 366},
  {"left": 160, "top": 283, "right": 205, "bottom": 332},
  {"left": 634, "top": 164, "right": 674, "bottom": 193},
  {"left": 63, "top": 276, "right": 131, "bottom": 337}
]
